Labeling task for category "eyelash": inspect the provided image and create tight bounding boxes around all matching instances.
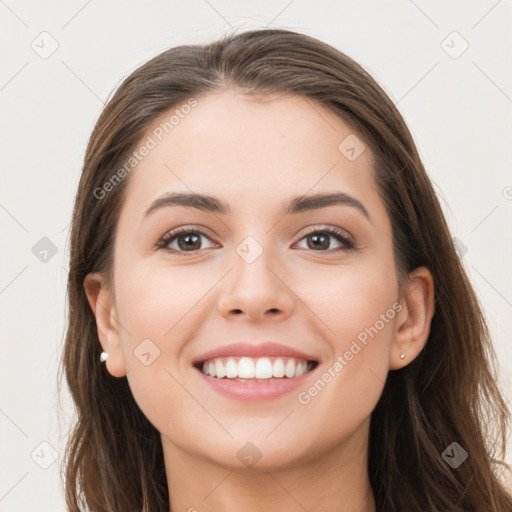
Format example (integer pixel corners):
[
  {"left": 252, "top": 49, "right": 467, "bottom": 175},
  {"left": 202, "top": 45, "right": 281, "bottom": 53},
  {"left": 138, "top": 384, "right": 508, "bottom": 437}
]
[{"left": 156, "top": 225, "right": 356, "bottom": 255}]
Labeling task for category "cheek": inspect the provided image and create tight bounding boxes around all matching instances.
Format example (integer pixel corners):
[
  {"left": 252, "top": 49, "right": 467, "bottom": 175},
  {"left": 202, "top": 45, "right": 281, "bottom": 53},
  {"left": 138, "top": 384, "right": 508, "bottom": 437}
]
[
  {"left": 112, "top": 263, "right": 212, "bottom": 434},
  {"left": 326, "top": 274, "right": 398, "bottom": 355},
  {"left": 301, "top": 254, "right": 399, "bottom": 351},
  {"left": 112, "top": 261, "right": 218, "bottom": 410},
  {"left": 293, "top": 260, "right": 398, "bottom": 426},
  {"left": 114, "top": 261, "right": 215, "bottom": 344}
]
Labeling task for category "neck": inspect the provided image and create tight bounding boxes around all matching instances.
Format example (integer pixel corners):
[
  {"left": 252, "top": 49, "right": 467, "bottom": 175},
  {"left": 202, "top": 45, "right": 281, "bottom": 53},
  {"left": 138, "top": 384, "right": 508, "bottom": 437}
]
[{"left": 162, "top": 418, "right": 376, "bottom": 512}]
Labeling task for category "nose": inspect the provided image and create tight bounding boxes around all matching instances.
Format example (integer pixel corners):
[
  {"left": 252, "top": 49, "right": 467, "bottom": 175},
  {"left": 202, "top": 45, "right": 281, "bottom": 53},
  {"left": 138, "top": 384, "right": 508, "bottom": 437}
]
[{"left": 217, "top": 241, "right": 295, "bottom": 322}]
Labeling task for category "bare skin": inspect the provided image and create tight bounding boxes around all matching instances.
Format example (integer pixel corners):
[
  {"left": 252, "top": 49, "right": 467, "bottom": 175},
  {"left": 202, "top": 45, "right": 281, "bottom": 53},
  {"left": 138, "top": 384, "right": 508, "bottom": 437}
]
[{"left": 85, "top": 90, "right": 434, "bottom": 511}]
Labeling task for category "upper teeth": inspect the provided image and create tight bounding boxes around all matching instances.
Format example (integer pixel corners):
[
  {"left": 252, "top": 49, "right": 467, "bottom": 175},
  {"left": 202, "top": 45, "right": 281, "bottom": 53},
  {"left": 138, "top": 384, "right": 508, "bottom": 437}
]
[{"left": 201, "top": 357, "right": 311, "bottom": 379}]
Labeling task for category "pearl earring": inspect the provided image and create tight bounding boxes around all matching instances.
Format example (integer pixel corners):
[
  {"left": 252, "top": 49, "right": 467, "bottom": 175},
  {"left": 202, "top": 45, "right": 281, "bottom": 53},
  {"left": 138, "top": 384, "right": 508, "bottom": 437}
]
[
  {"left": 100, "top": 352, "right": 109, "bottom": 363},
  {"left": 400, "top": 353, "right": 405, "bottom": 359}
]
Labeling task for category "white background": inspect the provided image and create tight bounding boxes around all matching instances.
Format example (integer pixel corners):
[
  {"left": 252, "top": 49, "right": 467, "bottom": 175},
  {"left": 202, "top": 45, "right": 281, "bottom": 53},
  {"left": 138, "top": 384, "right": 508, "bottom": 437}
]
[{"left": 1, "top": 1, "right": 511, "bottom": 509}]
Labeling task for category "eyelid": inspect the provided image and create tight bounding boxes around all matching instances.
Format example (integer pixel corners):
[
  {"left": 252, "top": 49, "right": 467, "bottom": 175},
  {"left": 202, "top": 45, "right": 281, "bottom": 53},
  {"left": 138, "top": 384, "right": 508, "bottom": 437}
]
[
  {"left": 156, "top": 225, "right": 219, "bottom": 251},
  {"left": 156, "top": 224, "right": 356, "bottom": 254},
  {"left": 298, "top": 224, "right": 354, "bottom": 243},
  {"left": 294, "top": 224, "right": 356, "bottom": 252}
]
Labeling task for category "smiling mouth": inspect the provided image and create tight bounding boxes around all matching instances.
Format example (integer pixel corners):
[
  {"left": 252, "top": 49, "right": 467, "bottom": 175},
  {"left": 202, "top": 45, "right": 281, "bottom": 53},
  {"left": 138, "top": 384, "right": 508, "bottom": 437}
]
[{"left": 193, "top": 356, "right": 319, "bottom": 381}]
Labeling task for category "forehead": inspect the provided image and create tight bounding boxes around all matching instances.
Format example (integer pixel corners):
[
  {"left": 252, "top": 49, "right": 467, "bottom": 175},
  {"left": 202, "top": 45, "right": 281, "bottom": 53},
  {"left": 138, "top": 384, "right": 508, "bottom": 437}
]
[{"left": 121, "top": 91, "right": 379, "bottom": 217}]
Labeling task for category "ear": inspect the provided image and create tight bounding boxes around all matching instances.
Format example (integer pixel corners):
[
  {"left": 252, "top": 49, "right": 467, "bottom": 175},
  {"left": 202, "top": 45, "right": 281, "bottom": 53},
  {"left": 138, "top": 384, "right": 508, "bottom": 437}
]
[
  {"left": 389, "top": 266, "right": 435, "bottom": 370},
  {"left": 84, "top": 272, "right": 127, "bottom": 377}
]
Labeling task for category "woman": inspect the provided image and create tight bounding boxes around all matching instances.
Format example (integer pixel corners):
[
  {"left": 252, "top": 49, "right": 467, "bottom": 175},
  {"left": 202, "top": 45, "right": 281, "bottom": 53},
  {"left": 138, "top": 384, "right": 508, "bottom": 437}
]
[{"left": 59, "top": 28, "right": 512, "bottom": 511}]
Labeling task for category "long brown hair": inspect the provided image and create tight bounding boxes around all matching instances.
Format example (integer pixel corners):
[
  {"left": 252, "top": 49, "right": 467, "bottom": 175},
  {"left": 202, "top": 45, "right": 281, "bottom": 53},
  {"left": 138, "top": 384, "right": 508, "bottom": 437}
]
[{"left": 58, "top": 27, "right": 512, "bottom": 511}]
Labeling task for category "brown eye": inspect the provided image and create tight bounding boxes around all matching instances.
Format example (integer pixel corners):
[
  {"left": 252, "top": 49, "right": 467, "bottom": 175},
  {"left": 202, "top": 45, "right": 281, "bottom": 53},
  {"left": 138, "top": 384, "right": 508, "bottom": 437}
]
[
  {"left": 158, "top": 227, "right": 217, "bottom": 253},
  {"left": 295, "top": 227, "right": 355, "bottom": 253},
  {"left": 305, "top": 233, "right": 331, "bottom": 250},
  {"left": 174, "top": 232, "right": 202, "bottom": 251}
]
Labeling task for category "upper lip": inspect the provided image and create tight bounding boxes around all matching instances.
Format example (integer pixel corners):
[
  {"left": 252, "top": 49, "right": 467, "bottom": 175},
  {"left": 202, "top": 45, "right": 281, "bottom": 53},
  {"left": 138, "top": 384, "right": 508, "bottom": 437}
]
[{"left": 192, "top": 341, "right": 319, "bottom": 365}]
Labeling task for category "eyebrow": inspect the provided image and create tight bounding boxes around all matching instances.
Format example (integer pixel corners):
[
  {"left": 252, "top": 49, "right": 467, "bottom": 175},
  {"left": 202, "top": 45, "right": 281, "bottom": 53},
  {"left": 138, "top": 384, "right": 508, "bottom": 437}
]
[{"left": 143, "top": 191, "right": 371, "bottom": 222}]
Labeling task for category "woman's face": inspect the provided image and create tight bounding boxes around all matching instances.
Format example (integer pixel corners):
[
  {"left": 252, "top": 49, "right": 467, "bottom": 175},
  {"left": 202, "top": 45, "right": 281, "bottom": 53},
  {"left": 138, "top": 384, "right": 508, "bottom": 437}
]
[{"left": 92, "top": 91, "right": 415, "bottom": 470}]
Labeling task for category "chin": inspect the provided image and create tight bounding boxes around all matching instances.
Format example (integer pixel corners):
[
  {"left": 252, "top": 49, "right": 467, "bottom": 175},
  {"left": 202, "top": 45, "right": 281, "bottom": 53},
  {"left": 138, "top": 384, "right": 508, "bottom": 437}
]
[{"left": 200, "top": 435, "right": 313, "bottom": 472}]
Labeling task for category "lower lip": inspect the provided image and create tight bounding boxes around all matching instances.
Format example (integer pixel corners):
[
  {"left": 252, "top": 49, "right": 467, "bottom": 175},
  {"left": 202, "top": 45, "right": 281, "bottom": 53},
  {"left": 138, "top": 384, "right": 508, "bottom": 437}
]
[{"left": 193, "top": 364, "right": 319, "bottom": 401}]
